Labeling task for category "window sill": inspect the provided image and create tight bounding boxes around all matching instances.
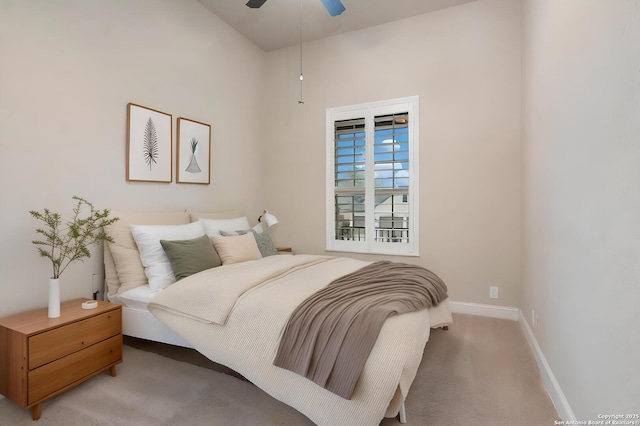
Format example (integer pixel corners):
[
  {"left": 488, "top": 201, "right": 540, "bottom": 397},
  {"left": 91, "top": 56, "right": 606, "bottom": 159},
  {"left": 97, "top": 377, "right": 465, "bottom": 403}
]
[{"left": 324, "top": 247, "right": 419, "bottom": 257}]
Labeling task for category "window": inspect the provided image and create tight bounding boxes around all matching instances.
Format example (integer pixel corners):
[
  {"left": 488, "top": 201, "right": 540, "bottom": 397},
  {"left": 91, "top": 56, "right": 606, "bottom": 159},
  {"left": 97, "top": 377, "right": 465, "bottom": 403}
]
[{"left": 326, "top": 96, "right": 419, "bottom": 256}]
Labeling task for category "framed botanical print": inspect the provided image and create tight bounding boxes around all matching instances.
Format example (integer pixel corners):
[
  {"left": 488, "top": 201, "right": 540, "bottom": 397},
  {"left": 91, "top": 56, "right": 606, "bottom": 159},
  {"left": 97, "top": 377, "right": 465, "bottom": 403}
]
[
  {"left": 176, "top": 117, "right": 211, "bottom": 184},
  {"left": 126, "top": 103, "right": 172, "bottom": 182}
]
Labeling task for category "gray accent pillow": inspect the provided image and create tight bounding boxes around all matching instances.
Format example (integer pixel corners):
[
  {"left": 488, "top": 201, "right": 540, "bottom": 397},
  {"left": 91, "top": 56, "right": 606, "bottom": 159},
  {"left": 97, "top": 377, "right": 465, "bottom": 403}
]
[
  {"left": 222, "top": 229, "right": 279, "bottom": 257},
  {"left": 160, "top": 234, "right": 222, "bottom": 281},
  {"left": 250, "top": 229, "right": 279, "bottom": 257}
]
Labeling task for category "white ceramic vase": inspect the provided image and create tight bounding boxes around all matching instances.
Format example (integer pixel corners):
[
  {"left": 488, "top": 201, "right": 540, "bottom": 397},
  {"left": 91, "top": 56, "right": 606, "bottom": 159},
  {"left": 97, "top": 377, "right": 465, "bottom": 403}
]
[{"left": 48, "top": 278, "right": 60, "bottom": 318}]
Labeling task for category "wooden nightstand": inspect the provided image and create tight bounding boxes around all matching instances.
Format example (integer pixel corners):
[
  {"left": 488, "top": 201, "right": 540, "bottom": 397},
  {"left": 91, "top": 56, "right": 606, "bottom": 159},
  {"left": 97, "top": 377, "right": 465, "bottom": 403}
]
[{"left": 0, "top": 298, "right": 122, "bottom": 420}]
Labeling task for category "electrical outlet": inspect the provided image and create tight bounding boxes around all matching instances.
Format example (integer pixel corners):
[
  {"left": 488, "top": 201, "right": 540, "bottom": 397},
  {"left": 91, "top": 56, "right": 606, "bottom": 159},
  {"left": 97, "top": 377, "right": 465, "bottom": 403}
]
[
  {"left": 489, "top": 286, "right": 499, "bottom": 299},
  {"left": 531, "top": 309, "right": 540, "bottom": 331},
  {"left": 531, "top": 309, "right": 538, "bottom": 329}
]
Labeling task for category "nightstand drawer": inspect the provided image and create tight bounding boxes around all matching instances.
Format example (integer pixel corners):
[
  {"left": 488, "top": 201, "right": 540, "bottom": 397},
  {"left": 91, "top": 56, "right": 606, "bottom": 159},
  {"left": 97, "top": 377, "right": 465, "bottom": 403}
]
[
  {"left": 29, "top": 309, "right": 121, "bottom": 369},
  {"left": 28, "top": 334, "right": 122, "bottom": 404}
]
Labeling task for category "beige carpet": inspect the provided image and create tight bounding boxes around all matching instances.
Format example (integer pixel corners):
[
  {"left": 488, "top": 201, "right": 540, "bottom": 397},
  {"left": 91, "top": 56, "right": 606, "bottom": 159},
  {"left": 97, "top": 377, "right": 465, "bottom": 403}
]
[{"left": 0, "top": 314, "right": 559, "bottom": 425}]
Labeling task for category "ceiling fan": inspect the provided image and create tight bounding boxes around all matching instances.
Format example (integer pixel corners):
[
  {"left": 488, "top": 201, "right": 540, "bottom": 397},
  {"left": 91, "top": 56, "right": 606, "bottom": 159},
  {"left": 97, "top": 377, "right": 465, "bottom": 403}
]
[{"left": 245, "top": 0, "right": 346, "bottom": 17}]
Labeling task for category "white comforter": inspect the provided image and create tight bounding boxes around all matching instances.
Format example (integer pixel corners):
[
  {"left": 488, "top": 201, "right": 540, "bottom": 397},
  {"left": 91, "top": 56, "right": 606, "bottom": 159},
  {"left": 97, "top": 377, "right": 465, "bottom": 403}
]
[{"left": 148, "top": 254, "right": 452, "bottom": 426}]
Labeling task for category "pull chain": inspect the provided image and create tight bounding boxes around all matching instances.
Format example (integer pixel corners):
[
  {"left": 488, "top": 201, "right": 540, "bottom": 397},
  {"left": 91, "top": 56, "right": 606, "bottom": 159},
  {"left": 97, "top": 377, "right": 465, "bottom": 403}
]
[{"left": 298, "top": 0, "right": 304, "bottom": 104}]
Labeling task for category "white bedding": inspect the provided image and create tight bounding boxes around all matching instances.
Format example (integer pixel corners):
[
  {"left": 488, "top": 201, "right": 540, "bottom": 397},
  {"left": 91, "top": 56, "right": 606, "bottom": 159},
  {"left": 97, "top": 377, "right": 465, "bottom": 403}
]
[
  {"left": 148, "top": 254, "right": 452, "bottom": 426},
  {"left": 108, "top": 284, "right": 155, "bottom": 311}
]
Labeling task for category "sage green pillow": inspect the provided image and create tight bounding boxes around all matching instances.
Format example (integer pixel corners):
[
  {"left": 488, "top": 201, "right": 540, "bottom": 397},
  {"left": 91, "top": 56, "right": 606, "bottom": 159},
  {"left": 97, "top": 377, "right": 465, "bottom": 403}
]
[{"left": 160, "top": 234, "right": 222, "bottom": 281}]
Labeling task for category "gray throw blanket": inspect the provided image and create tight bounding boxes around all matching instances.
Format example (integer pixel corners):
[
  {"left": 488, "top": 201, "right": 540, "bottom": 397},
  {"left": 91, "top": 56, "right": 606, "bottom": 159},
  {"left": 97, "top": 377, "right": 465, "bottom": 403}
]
[{"left": 273, "top": 260, "right": 448, "bottom": 399}]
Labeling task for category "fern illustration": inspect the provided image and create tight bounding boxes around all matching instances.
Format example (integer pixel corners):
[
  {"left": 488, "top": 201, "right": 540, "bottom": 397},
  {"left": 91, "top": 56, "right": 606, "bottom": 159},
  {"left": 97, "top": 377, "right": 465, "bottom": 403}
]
[
  {"left": 185, "top": 137, "right": 201, "bottom": 173},
  {"left": 143, "top": 117, "right": 159, "bottom": 171}
]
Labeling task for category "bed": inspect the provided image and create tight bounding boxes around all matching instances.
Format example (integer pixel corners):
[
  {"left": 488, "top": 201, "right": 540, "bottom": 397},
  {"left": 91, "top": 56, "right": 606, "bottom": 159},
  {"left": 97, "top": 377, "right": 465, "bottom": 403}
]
[{"left": 103, "top": 211, "right": 452, "bottom": 425}]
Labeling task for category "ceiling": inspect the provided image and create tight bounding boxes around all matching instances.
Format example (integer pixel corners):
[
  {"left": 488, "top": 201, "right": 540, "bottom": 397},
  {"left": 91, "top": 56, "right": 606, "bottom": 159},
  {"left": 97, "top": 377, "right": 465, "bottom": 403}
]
[{"left": 197, "top": 0, "right": 478, "bottom": 52}]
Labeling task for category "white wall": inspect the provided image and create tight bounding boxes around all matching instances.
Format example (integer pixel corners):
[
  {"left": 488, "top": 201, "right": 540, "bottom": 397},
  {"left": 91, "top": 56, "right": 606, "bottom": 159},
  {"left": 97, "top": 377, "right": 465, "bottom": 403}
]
[
  {"left": 263, "top": 0, "right": 523, "bottom": 307},
  {"left": 0, "top": 0, "right": 524, "bottom": 315},
  {"left": 0, "top": 0, "right": 266, "bottom": 317},
  {"left": 521, "top": 0, "right": 640, "bottom": 419}
]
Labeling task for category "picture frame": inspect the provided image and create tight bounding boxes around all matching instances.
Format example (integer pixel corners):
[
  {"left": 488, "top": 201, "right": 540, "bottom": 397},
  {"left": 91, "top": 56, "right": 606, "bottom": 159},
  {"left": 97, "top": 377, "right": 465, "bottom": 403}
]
[
  {"left": 126, "top": 103, "right": 173, "bottom": 182},
  {"left": 176, "top": 117, "right": 211, "bottom": 184}
]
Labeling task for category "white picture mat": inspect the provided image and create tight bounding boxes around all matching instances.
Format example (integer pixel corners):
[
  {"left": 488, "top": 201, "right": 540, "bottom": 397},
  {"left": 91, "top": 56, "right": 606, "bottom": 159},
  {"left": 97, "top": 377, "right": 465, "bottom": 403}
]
[
  {"left": 127, "top": 104, "right": 172, "bottom": 182},
  {"left": 177, "top": 118, "right": 211, "bottom": 184}
]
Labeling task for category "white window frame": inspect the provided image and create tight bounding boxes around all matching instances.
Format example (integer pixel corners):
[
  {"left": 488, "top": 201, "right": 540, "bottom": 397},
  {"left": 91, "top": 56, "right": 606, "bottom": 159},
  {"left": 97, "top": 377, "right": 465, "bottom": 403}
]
[{"left": 325, "top": 96, "right": 419, "bottom": 256}]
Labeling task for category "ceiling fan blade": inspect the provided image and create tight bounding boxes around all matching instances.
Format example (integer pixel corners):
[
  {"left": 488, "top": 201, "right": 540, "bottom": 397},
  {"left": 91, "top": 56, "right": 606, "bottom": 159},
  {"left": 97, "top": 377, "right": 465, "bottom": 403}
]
[
  {"left": 320, "top": 0, "right": 345, "bottom": 16},
  {"left": 246, "top": 0, "right": 268, "bottom": 9}
]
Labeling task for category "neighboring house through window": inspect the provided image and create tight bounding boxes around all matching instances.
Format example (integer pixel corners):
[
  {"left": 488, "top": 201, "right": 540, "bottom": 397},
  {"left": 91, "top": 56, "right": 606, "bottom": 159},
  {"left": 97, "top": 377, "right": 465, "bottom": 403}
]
[{"left": 325, "top": 96, "right": 419, "bottom": 256}]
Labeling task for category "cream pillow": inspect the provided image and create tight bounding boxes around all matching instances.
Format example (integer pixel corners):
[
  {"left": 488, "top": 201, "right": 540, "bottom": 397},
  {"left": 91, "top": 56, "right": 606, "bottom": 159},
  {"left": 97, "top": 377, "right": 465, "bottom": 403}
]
[
  {"left": 110, "top": 245, "right": 147, "bottom": 292},
  {"left": 210, "top": 233, "right": 262, "bottom": 265},
  {"left": 131, "top": 221, "right": 205, "bottom": 291}
]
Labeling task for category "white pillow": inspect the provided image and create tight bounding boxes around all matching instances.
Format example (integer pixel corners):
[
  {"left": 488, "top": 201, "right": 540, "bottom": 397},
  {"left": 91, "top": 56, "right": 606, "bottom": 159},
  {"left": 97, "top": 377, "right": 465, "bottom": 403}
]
[
  {"left": 220, "top": 223, "right": 265, "bottom": 236},
  {"left": 199, "top": 216, "right": 251, "bottom": 235},
  {"left": 104, "top": 211, "right": 190, "bottom": 296},
  {"left": 130, "top": 221, "right": 205, "bottom": 291},
  {"left": 210, "top": 233, "right": 262, "bottom": 265}
]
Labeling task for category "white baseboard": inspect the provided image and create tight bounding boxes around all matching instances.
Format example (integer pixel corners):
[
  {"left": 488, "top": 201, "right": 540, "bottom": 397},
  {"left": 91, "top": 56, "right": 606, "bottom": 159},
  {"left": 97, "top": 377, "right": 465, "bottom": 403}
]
[
  {"left": 518, "top": 311, "right": 576, "bottom": 421},
  {"left": 450, "top": 300, "right": 520, "bottom": 321}
]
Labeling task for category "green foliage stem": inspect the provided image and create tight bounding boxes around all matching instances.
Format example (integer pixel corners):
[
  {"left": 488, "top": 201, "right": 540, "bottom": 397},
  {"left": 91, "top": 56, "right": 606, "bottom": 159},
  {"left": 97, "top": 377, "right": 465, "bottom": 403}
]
[{"left": 29, "top": 196, "right": 120, "bottom": 279}]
